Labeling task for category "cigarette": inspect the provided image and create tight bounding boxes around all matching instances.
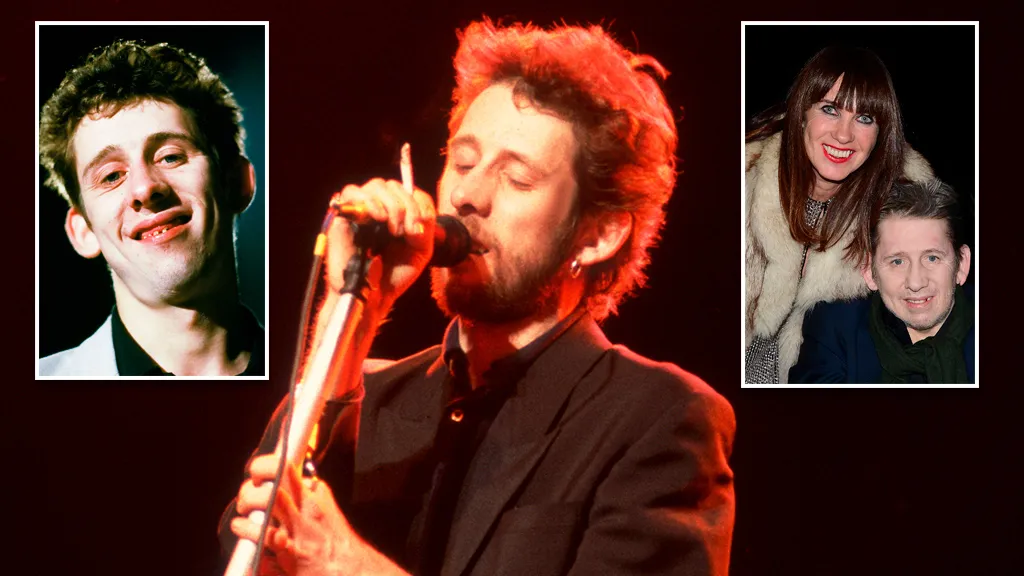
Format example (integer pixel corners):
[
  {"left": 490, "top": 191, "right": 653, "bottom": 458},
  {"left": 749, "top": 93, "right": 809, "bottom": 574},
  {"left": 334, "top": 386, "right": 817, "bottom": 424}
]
[{"left": 400, "top": 142, "right": 414, "bottom": 195}]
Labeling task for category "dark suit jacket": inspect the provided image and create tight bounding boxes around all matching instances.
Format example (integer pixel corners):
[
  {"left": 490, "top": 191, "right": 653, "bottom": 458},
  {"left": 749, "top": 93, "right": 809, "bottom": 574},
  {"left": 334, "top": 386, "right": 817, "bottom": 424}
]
[
  {"left": 789, "top": 290, "right": 975, "bottom": 383},
  {"left": 220, "top": 316, "right": 736, "bottom": 575}
]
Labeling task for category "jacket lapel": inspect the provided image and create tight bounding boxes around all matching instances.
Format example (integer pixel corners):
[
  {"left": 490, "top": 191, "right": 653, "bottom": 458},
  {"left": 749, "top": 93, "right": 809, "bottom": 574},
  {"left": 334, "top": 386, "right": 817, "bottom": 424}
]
[
  {"left": 352, "top": 350, "right": 448, "bottom": 505},
  {"left": 443, "top": 316, "right": 612, "bottom": 576}
]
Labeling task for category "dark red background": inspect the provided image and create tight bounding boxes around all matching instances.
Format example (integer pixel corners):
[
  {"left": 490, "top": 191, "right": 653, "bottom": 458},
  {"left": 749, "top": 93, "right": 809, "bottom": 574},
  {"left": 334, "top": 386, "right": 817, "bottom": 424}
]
[{"left": 4, "top": 2, "right": 1015, "bottom": 575}]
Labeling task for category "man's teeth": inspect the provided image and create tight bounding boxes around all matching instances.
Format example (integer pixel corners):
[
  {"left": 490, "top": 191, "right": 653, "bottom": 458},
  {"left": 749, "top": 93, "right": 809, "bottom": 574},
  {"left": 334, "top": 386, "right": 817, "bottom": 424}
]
[
  {"left": 907, "top": 297, "right": 931, "bottom": 304},
  {"left": 824, "top": 144, "right": 853, "bottom": 158},
  {"left": 141, "top": 226, "right": 171, "bottom": 240}
]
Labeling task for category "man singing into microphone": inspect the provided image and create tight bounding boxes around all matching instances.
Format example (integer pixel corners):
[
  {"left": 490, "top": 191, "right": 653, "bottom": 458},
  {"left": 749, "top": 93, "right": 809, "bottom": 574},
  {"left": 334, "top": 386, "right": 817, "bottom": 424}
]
[
  {"left": 222, "top": 19, "right": 735, "bottom": 575},
  {"left": 38, "top": 39, "right": 265, "bottom": 377}
]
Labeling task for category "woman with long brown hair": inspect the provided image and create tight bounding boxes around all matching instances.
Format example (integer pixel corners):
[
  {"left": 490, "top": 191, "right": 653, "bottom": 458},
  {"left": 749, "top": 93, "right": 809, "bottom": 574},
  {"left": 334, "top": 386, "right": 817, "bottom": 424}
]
[{"left": 745, "top": 46, "right": 934, "bottom": 383}]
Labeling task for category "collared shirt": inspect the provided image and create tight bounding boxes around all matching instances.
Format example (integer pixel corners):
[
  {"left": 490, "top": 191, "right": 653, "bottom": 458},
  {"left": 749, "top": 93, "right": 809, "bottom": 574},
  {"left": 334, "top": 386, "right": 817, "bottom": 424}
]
[
  {"left": 110, "top": 305, "right": 265, "bottom": 376},
  {"left": 412, "top": 307, "right": 589, "bottom": 575}
]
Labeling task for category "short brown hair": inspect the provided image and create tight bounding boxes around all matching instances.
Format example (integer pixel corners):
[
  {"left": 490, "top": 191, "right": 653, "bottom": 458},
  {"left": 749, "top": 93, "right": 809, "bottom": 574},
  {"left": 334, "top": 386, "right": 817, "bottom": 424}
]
[{"left": 872, "top": 178, "right": 965, "bottom": 269}]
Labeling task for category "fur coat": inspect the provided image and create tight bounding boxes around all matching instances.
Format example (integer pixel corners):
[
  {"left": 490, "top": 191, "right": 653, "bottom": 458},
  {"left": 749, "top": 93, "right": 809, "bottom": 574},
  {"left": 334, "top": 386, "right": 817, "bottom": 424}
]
[{"left": 745, "top": 132, "right": 934, "bottom": 382}]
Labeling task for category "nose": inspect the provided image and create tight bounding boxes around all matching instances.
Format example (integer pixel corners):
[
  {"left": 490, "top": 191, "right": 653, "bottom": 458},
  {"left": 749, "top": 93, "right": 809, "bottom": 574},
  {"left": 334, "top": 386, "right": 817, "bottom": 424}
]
[
  {"left": 128, "top": 164, "right": 169, "bottom": 211},
  {"left": 905, "top": 261, "right": 928, "bottom": 292},
  {"left": 447, "top": 166, "right": 494, "bottom": 217},
  {"left": 833, "top": 114, "right": 855, "bottom": 144}
]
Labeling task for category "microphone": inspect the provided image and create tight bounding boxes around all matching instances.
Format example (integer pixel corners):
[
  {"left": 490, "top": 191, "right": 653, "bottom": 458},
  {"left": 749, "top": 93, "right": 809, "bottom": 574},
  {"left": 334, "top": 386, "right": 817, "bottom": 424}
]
[{"left": 333, "top": 204, "right": 471, "bottom": 268}]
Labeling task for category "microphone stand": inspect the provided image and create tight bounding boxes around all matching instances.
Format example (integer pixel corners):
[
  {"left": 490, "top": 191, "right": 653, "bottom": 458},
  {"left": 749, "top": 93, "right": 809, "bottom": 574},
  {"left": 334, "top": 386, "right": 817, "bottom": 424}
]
[{"left": 224, "top": 220, "right": 384, "bottom": 576}]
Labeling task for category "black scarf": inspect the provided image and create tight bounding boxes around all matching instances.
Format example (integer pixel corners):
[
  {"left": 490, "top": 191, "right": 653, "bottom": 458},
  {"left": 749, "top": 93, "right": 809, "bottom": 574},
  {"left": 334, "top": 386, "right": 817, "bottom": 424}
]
[{"left": 868, "top": 285, "right": 972, "bottom": 383}]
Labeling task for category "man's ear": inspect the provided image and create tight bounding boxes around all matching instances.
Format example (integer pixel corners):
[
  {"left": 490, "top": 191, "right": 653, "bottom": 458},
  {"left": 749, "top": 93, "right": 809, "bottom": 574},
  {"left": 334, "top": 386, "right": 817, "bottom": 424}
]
[
  {"left": 860, "top": 253, "right": 878, "bottom": 291},
  {"left": 956, "top": 245, "right": 972, "bottom": 285},
  {"left": 574, "top": 211, "right": 632, "bottom": 268},
  {"left": 64, "top": 206, "right": 101, "bottom": 258},
  {"left": 228, "top": 156, "right": 255, "bottom": 214}
]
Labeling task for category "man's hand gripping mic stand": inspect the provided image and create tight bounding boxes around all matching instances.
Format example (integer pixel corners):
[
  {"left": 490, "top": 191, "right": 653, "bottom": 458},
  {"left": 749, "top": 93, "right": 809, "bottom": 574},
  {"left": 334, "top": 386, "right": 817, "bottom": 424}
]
[{"left": 224, "top": 219, "right": 388, "bottom": 576}]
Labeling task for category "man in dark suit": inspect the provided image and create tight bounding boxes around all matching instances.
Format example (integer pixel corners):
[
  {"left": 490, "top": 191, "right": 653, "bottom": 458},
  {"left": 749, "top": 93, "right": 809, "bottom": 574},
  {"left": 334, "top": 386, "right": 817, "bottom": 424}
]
[
  {"left": 790, "top": 179, "right": 974, "bottom": 384},
  {"left": 221, "top": 19, "right": 735, "bottom": 575}
]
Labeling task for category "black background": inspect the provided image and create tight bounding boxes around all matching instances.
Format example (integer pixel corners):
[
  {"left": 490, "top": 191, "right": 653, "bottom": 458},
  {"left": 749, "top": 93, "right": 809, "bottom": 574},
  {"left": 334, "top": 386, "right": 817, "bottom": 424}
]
[
  {"left": 745, "top": 24, "right": 977, "bottom": 284},
  {"left": 37, "top": 24, "right": 267, "bottom": 356},
  {"left": 3, "top": 2, "right": 1014, "bottom": 576}
]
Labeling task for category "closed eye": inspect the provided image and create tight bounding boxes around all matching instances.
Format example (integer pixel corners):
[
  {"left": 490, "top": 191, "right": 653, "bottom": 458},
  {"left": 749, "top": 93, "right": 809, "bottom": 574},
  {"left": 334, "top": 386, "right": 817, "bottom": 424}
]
[{"left": 506, "top": 176, "right": 532, "bottom": 191}]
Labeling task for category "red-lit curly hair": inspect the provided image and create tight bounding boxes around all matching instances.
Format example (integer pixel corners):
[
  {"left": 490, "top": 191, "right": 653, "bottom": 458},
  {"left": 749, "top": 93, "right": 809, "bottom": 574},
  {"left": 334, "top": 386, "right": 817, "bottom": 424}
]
[{"left": 449, "top": 19, "right": 678, "bottom": 321}]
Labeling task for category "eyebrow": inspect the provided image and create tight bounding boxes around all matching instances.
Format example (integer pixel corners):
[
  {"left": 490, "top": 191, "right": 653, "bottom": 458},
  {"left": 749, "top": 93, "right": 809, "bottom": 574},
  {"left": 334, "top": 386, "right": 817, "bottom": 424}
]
[
  {"left": 79, "top": 131, "right": 198, "bottom": 180},
  {"left": 147, "top": 131, "right": 197, "bottom": 149},
  {"left": 80, "top": 142, "right": 126, "bottom": 181},
  {"left": 447, "top": 134, "right": 548, "bottom": 175},
  {"left": 818, "top": 99, "right": 849, "bottom": 110},
  {"left": 818, "top": 98, "right": 874, "bottom": 117},
  {"left": 880, "top": 247, "right": 950, "bottom": 261}
]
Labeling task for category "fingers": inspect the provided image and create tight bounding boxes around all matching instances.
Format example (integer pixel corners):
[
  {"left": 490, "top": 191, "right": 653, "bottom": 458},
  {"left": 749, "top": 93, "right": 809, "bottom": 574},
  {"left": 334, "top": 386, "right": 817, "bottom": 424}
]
[
  {"left": 411, "top": 187, "right": 437, "bottom": 222},
  {"left": 238, "top": 455, "right": 303, "bottom": 523},
  {"left": 323, "top": 177, "right": 438, "bottom": 304},
  {"left": 229, "top": 516, "right": 293, "bottom": 555},
  {"left": 230, "top": 514, "right": 277, "bottom": 543},
  {"left": 248, "top": 453, "right": 283, "bottom": 484},
  {"left": 333, "top": 178, "right": 435, "bottom": 239},
  {"left": 236, "top": 479, "right": 303, "bottom": 536},
  {"left": 237, "top": 478, "right": 291, "bottom": 518},
  {"left": 406, "top": 188, "right": 437, "bottom": 251},
  {"left": 236, "top": 479, "right": 268, "bottom": 516},
  {"left": 373, "top": 180, "right": 410, "bottom": 236},
  {"left": 231, "top": 467, "right": 354, "bottom": 571}
]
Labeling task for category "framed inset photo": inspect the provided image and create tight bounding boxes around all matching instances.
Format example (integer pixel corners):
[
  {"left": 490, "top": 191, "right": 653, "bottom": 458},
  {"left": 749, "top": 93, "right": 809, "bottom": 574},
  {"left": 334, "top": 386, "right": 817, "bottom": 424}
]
[
  {"left": 741, "top": 22, "right": 978, "bottom": 388},
  {"left": 35, "top": 22, "right": 269, "bottom": 379}
]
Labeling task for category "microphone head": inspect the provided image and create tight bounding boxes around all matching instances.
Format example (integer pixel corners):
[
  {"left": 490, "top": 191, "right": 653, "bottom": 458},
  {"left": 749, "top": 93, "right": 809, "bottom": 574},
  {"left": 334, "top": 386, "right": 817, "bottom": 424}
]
[{"left": 431, "top": 215, "right": 471, "bottom": 268}]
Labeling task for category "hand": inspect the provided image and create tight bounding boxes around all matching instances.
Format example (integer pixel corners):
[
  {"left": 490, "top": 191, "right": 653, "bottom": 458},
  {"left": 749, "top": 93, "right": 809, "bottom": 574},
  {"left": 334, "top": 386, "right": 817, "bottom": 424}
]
[
  {"left": 231, "top": 453, "right": 346, "bottom": 575},
  {"left": 231, "top": 453, "right": 405, "bottom": 576},
  {"left": 326, "top": 179, "right": 437, "bottom": 315},
  {"left": 301, "top": 179, "right": 435, "bottom": 400}
]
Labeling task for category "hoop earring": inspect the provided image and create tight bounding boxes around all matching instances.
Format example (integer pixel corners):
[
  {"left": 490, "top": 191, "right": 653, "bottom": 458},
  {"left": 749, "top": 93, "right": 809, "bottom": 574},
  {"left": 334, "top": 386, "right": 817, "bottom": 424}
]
[{"left": 569, "top": 258, "right": 582, "bottom": 279}]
